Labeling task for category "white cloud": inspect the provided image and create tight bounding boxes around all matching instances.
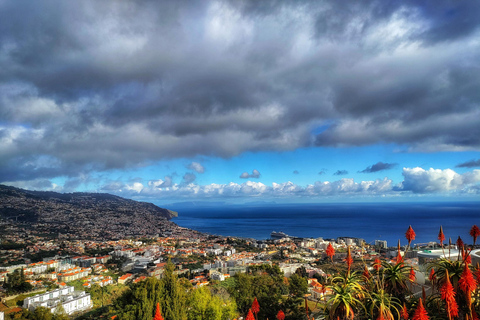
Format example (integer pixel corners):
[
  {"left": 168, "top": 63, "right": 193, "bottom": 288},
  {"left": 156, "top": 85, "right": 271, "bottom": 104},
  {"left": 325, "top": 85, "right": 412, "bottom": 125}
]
[
  {"left": 148, "top": 176, "right": 173, "bottom": 189},
  {"left": 187, "top": 162, "right": 205, "bottom": 174},
  {"left": 399, "top": 167, "right": 480, "bottom": 193},
  {"left": 126, "top": 182, "right": 144, "bottom": 193},
  {"left": 105, "top": 176, "right": 395, "bottom": 200},
  {"left": 16, "top": 167, "right": 480, "bottom": 200}
]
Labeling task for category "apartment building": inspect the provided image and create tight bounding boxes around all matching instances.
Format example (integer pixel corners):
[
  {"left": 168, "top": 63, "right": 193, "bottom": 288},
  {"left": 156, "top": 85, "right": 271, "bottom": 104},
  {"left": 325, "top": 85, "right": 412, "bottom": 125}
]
[{"left": 23, "top": 286, "right": 92, "bottom": 315}]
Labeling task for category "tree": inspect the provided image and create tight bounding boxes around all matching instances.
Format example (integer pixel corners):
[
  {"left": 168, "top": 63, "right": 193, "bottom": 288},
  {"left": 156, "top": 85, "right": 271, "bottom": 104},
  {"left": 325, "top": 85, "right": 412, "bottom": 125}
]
[
  {"left": 114, "top": 277, "right": 163, "bottom": 320},
  {"left": 160, "top": 260, "right": 187, "bottom": 320},
  {"left": 4, "top": 268, "right": 33, "bottom": 294},
  {"left": 32, "top": 307, "right": 53, "bottom": 320},
  {"left": 53, "top": 304, "right": 69, "bottom": 320},
  {"left": 288, "top": 274, "right": 308, "bottom": 298},
  {"left": 186, "top": 286, "right": 237, "bottom": 320},
  {"left": 229, "top": 266, "right": 285, "bottom": 319}
]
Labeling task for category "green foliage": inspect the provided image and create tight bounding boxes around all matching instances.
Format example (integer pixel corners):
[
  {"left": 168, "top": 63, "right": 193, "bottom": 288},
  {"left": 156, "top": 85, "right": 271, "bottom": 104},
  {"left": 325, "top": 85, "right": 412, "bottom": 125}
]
[
  {"left": 32, "top": 307, "right": 53, "bottom": 320},
  {"left": 114, "top": 260, "right": 187, "bottom": 320},
  {"left": 53, "top": 304, "right": 69, "bottom": 320},
  {"left": 326, "top": 272, "right": 365, "bottom": 320},
  {"left": 14, "top": 305, "right": 71, "bottom": 320},
  {"left": 106, "top": 256, "right": 128, "bottom": 271},
  {"left": 3, "top": 268, "right": 33, "bottom": 294},
  {"left": 381, "top": 261, "right": 410, "bottom": 300},
  {"left": 186, "top": 286, "right": 238, "bottom": 320},
  {"left": 115, "top": 277, "right": 163, "bottom": 320},
  {"left": 26, "top": 250, "right": 62, "bottom": 263},
  {"left": 430, "top": 258, "right": 463, "bottom": 288},
  {"left": 229, "top": 265, "right": 287, "bottom": 320},
  {"left": 159, "top": 261, "right": 187, "bottom": 320},
  {"left": 0, "top": 241, "right": 26, "bottom": 250},
  {"left": 288, "top": 273, "right": 308, "bottom": 297},
  {"left": 364, "top": 288, "right": 401, "bottom": 320}
]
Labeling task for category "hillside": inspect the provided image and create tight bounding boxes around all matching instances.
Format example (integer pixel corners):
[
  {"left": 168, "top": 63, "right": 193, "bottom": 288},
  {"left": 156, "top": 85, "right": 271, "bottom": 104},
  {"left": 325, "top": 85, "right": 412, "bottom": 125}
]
[{"left": 0, "top": 184, "right": 183, "bottom": 240}]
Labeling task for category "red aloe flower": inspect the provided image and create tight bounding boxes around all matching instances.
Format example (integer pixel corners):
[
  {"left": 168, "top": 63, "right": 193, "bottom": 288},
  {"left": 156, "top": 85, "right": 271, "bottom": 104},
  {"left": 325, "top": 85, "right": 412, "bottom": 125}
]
[
  {"left": 276, "top": 310, "right": 285, "bottom": 320},
  {"left": 440, "top": 270, "right": 459, "bottom": 318},
  {"left": 470, "top": 225, "right": 480, "bottom": 245},
  {"left": 438, "top": 226, "right": 445, "bottom": 244},
  {"left": 428, "top": 268, "right": 436, "bottom": 282},
  {"left": 363, "top": 265, "right": 371, "bottom": 280},
  {"left": 456, "top": 236, "right": 464, "bottom": 249},
  {"left": 346, "top": 246, "right": 353, "bottom": 272},
  {"left": 246, "top": 309, "right": 255, "bottom": 320},
  {"left": 377, "top": 309, "right": 386, "bottom": 320},
  {"left": 401, "top": 302, "right": 409, "bottom": 320},
  {"left": 251, "top": 297, "right": 260, "bottom": 315},
  {"left": 406, "top": 225, "right": 416, "bottom": 245},
  {"left": 458, "top": 263, "right": 476, "bottom": 295},
  {"left": 412, "top": 298, "right": 429, "bottom": 320},
  {"left": 396, "top": 240, "right": 404, "bottom": 266},
  {"left": 326, "top": 243, "right": 335, "bottom": 261},
  {"left": 153, "top": 302, "right": 164, "bottom": 320},
  {"left": 462, "top": 247, "right": 472, "bottom": 265},
  {"left": 409, "top": 267, "right": 416, "bottom": 282},
  {"left": 374, "top": 257, "right": 382, "bottom": 271}
]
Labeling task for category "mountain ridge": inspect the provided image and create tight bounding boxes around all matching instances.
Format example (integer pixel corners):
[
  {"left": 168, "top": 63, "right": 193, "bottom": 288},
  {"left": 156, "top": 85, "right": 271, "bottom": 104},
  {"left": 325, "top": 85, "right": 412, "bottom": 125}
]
[{"left": 0, "top": 184, "right": 183, "bottom": 240}]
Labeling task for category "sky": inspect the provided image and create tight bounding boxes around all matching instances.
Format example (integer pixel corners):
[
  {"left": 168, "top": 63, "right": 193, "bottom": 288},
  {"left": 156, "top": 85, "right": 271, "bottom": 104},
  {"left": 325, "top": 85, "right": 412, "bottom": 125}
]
[{"left": 1, "top": 0, "right": 480, "bottom": 205}]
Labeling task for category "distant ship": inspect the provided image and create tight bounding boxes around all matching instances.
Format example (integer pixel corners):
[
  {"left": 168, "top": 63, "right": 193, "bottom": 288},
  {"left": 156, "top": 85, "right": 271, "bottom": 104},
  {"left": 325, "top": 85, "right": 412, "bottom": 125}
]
[{"left": 271, "top": 231, "right": 289, "bottom": 239}]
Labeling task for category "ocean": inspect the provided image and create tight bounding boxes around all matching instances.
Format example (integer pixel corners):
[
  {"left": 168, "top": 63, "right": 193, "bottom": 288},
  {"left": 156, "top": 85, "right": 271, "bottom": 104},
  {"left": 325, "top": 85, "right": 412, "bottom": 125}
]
[{"left": 169, "top": 202, "right": 480, "bottom": 247}]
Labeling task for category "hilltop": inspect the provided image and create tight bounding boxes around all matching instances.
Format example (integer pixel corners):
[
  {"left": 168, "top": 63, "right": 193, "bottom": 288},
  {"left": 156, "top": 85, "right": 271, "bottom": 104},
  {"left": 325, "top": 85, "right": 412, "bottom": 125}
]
[{"left": 0, "top": 184, "right": 190, "bottom": 240}]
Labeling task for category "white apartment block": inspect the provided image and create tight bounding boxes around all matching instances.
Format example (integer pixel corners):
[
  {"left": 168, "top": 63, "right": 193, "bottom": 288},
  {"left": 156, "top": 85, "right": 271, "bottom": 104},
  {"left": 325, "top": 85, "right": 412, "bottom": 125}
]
[
  {"left": 210, "top": 271, "right": 225, "bottom": 281},
  {"left": 23, "top": 286, "right": 92, "bottom": 315}
]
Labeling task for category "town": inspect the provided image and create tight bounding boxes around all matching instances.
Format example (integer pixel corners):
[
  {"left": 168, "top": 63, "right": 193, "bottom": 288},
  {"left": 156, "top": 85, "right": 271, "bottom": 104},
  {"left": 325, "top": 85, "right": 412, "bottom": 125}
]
[{"left": 2, "top": 223, "right": 479, "bottom": 319}]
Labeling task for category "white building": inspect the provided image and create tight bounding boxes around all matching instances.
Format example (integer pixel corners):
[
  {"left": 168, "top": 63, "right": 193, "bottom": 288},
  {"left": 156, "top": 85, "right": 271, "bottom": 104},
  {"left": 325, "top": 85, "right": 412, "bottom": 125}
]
[
  {"left": 23, "top": 286, "right": 92, "bottom": 315},
  {"left": 375, "top": 240, "right": 387, "bottom": 249},
  {"left": 417, "top": 249, "right": 460, "bottom": 265},
  {"left": 210, "top": 271, "right": 225, "bottom": 281}
]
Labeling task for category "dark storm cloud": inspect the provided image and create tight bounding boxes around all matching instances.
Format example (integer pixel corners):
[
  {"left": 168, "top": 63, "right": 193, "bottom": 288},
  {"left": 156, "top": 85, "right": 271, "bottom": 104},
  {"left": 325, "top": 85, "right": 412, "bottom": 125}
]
[
  {"left": 334, "top": 170, "right": 348, "bottom": 176},
  {"left": 456, "top": 159, "right": 480, "bottom": 168},
  {"left": 1, "top": 0, "right": 480, "bottom": 183},
  {"left": 360, "top": 162, "right": 397, "bottom": 173}
]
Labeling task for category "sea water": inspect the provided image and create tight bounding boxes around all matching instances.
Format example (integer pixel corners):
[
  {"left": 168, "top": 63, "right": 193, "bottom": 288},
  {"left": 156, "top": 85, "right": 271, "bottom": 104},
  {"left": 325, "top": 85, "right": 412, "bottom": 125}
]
[{"left": 170, "top": 202, "right": 480, "bottom": 247}]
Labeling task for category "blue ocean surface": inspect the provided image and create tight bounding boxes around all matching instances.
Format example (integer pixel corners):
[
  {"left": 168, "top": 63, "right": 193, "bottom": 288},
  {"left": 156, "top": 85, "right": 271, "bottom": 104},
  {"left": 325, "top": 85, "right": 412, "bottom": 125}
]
[{"left": 169, "top": 202, "right": 480, "bottom": 247}]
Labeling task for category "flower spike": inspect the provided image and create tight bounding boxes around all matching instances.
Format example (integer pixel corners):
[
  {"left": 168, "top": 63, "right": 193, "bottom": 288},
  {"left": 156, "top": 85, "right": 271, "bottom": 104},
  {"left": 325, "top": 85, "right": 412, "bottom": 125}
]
[
  {"left": 406, "top": 225, "right": 416, "bottom": 245},
  {"left": 153, "top": 302, "right": 164, "bottom": 320},
  {"left": 438, "top": 226, "right": 445, "bottom": 244},
  {"left": 470, "top": 225, "right": 480, "bottom": 245},
  {"left": 412, "top": 298, "right": 429, "bottom": 320},
  {"left": 326, "top": 243, "right": 335, "bottom": 261}
]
